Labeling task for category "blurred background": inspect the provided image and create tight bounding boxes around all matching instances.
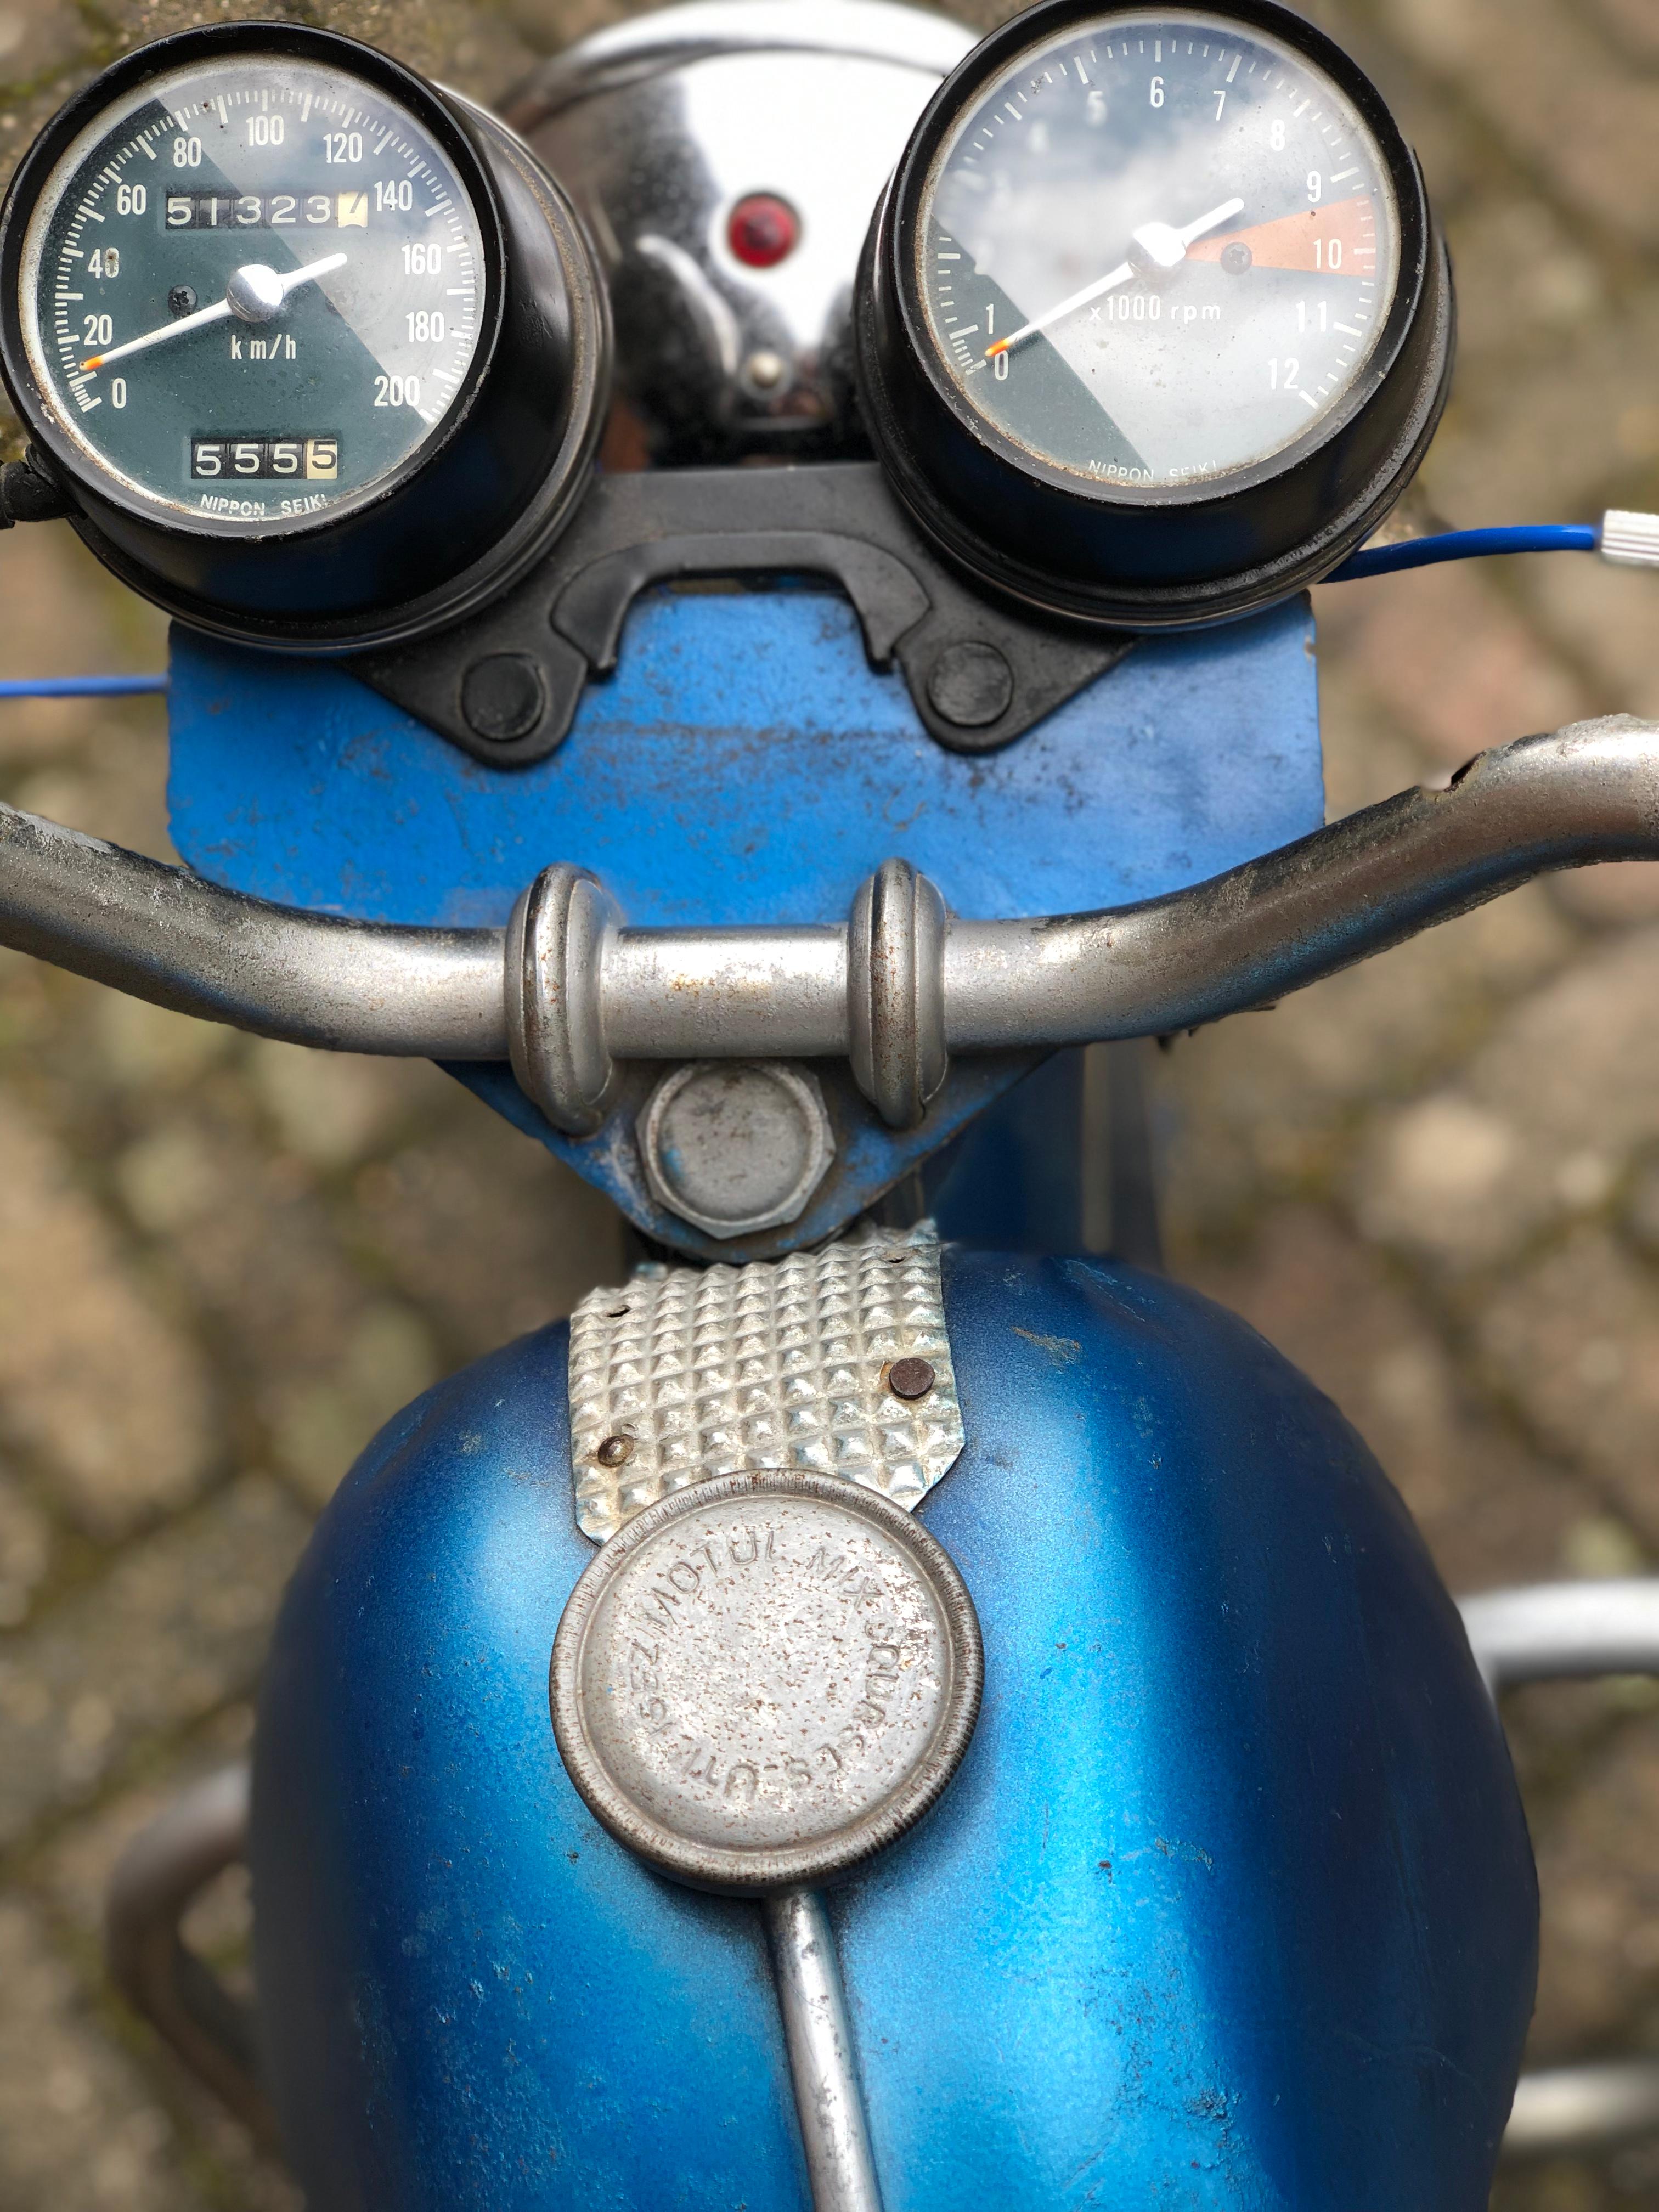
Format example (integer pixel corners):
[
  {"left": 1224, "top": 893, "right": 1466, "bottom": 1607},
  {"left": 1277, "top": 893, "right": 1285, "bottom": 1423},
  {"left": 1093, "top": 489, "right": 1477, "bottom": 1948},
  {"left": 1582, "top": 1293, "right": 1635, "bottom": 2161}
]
[{"left": 0, "top": 0, "right": 1656, "bottom": 2202}]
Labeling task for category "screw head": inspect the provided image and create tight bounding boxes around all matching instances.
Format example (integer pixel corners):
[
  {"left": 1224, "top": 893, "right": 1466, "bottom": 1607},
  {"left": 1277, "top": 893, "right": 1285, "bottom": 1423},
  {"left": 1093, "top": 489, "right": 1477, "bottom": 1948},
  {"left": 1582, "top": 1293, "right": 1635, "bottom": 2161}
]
[
  {"left": 168, "top": 285, "right": 198, "bottom": 317},
  {"left": 926, "top": 641, "right": 1015, "bottom": 730},
  {"left": 743, "top": 348, "right": 788, "bottom": 392},
  {"left": 888, "top": 1357, "right": 936, "bottom": 1402},
  {"left": 461, "top": 651, "right": 547, "bottom": 744},
  {"left": 595, "top": 1434, "right": 634, "bottom": 1468}
]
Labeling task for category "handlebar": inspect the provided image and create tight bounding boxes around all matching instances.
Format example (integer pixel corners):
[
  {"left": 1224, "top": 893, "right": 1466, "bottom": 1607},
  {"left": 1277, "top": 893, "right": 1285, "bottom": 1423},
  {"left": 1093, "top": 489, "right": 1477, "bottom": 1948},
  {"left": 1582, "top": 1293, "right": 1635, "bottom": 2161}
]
[{"left": 4, "top": 714, "right": 1655, "bottom": 1132}]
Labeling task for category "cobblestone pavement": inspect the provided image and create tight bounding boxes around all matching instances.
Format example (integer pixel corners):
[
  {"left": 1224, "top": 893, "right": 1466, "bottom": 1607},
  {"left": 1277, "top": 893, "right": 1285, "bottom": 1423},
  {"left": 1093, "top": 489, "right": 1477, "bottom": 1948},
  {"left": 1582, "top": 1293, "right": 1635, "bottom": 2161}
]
[{"left": 0, "top": 0, "right": 1656, "bottom": 2202}]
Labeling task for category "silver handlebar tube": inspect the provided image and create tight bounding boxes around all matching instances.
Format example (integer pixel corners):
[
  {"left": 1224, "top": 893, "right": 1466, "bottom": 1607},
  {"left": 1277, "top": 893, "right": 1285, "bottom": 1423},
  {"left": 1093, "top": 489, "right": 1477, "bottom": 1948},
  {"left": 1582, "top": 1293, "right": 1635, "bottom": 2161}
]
[
  {"left": 0, "top": 802, "right": 507, "bottom": 1059},
  {"left": 940, "top": 716, "right": 1659, "bottom": 1051},
  {"left": 1, "top": 716, "right": 1655, "bottom": 1088}
]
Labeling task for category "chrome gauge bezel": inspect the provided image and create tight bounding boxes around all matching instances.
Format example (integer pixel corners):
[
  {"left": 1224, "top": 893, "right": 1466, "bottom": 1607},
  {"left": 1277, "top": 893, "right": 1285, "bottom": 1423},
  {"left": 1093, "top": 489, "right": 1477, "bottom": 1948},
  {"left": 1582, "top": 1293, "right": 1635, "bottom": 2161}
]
[
  {"left": 856, "top": 0, "right": 1453, "bottom": 629},
  {"left": 0, "top": 21, "right": 612, "bottom": 651}
]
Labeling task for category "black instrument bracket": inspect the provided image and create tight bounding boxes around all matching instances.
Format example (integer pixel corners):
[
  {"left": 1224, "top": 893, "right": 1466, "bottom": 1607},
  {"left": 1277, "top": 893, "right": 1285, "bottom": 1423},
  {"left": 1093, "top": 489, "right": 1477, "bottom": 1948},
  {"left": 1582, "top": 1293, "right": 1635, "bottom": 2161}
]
[{"left": 348, "top": 460, "right": 1134, "bottom": 764}]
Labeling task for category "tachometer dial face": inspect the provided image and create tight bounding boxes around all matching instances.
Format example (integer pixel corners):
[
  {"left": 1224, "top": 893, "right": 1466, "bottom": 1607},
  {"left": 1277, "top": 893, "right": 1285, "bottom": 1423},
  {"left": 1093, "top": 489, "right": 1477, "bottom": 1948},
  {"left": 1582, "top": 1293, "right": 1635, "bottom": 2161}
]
[
  {"left": 17, "top": 50, "right": 490, "bottom": 534},
  {"left": 917, "top": 7, "right": 1401, "bottom": 496}
]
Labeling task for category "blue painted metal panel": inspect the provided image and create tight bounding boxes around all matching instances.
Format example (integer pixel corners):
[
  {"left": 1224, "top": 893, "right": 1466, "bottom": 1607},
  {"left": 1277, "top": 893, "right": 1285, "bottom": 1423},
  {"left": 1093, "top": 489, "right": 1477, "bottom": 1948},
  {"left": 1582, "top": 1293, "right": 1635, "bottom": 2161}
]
[
  {"left": 166, "top": 588, "right": 1323, "bottom": 930},
  {"left": 163, "top": 586, "right": 1322, "bottom": 1247},
  {"left": 252, "top": 1251, "right": 1535, "bottom": 2211}
]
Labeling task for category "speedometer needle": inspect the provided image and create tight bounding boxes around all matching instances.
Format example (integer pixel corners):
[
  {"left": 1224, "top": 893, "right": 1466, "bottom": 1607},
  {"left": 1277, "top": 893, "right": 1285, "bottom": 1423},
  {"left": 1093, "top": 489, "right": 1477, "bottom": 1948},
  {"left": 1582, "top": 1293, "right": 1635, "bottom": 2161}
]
[
  {"left": 81, "top": 251, "right": 348, "bottom": 372},
  {"left": 985, "top": 197, "right": 1245, "bottom": 359}
]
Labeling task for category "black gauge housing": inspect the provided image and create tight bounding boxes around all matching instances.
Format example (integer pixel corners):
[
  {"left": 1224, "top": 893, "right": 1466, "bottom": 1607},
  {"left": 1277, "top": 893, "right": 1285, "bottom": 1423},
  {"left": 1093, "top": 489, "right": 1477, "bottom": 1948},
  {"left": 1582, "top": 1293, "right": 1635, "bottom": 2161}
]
[
  {"left": 0, "top": 22, "right": 611, "bottom": 652},
  {"left": 855, "top": 0, "right": 1453, "bottom": 630}
]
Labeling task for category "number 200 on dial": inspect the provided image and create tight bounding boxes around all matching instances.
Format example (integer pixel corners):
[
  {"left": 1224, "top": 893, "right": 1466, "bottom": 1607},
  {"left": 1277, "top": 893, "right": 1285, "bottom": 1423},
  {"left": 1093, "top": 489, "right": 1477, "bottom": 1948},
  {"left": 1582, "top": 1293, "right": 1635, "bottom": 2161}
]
[{"left": 16, "top": 47, "right": 490, "bottom": 531}]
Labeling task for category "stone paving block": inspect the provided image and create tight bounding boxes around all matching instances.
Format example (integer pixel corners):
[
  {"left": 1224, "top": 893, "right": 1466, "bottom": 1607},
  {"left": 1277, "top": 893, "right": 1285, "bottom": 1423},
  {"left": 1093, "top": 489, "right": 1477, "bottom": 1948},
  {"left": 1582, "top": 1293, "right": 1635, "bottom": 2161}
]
[
  {"left": 0, "top": 1477, "right": 308, "bottom": 1850},
  {"left": 35, "top": 1716, "right": 303, "bottom": 2211},
  {"left": 1521, "top": 1707, "right": 1659, "bottom": 2061},
  {"left": 1517, "top": 551, "right": 1659, "bottom": 729},
  {"left": 1313, "top": 560, "right": 1592, "bottom": 768},
  {"left": 1587, "top": 0, "right": 1659, "bottom": 65},
  {"left": 0, "top": 1894, "right": 212, "bottom": 2212},
  {"left": 1420, "top": 289, "right": 1659, "bottom": 527},
  {"left": 245, "top": 1040, "right": 423, "bottom": 1174},
  {"left": 1355, "top": 928, "right": 1659, "bottom": 1272},
  {"left": 1477, "top": 1229, "right": 1659, "bottom": 1542},
  {"left": 0, "top": 1089, "right": 219, "bottom": 1537},
  {"left": 1377, "top": 0, "right": 1659, "bottom": 252},
  {"left": 0, "top": 1462, "right": 52, "bottom": 1627},
  {"left": 1436, "top": 195, "right": 1608, "bottom": 372},
  {"left": 1156, "top": 881, "right": 1571, "bottom": 1248},
  {"left": 352, "top": 1109, "right": 626, "bottom": 1357},
  {"left": 1179, "top": 1204, "right": 1588, "bottom": 1593},
  {"left": 265, "top": 1297, "right": 441, "bottom": 1509},
  {"left": 0, "top": 0, "right": 91, "bottom": 89}
]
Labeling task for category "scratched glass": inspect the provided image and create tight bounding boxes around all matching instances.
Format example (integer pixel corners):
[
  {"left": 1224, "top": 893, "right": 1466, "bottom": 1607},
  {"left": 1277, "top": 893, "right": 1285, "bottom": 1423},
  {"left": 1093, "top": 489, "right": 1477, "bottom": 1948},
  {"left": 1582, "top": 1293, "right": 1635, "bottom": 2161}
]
[
  {"left": 19, "top": 52, "right": 486, "bottom": 530},
  {"left": 918, "top": 8, "right": 1401, "bottom": 491}
]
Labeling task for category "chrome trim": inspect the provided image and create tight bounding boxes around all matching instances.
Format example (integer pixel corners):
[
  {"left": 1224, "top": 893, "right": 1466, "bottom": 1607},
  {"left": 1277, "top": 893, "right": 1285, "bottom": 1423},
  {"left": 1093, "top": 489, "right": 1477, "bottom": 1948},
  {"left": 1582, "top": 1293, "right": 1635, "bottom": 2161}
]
[
  {"left": 104, "top": 1761, "right": 279, "bottom": 2149},
  {"left": 1460, "top": 1578, "right": 1659, "bottom": 2161},
  {"left": 764, "top": 1886, "right": 886, "bottom": 2212},
  {"left": 1460, "top": 1578, "right": 1659, "bottom": 1700},
  {"left": 506, "top": 0, "right": 972, "bottom": 129}
]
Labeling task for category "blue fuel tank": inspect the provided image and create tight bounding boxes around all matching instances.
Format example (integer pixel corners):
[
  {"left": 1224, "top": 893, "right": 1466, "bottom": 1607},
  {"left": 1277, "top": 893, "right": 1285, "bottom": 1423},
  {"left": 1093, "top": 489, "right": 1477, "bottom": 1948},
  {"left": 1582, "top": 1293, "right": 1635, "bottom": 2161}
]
[{"left": 251, "top": 1248, "right": 1537, "bottom": 2210}]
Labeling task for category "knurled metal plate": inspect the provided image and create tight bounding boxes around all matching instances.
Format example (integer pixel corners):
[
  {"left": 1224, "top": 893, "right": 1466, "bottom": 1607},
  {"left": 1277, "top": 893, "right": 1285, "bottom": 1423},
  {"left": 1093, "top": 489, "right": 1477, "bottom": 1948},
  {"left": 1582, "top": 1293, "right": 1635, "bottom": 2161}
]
[
  {"left": 549, "top": 1470, "right": 983, "bottom": 1893},
  {"left": 566, "top": 1224, "right": 963, "bottom": 1541}
]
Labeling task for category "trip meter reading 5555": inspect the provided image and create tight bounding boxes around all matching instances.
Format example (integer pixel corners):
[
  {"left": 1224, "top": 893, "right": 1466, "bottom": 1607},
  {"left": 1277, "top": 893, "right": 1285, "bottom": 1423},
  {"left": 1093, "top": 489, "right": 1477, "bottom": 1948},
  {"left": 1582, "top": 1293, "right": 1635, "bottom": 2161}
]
[
  {"left": 0, "top": 23, "right": 610, "bottom": 647},
  {"left": 18, "top": 49, "right": 487, "bottom": 531}
]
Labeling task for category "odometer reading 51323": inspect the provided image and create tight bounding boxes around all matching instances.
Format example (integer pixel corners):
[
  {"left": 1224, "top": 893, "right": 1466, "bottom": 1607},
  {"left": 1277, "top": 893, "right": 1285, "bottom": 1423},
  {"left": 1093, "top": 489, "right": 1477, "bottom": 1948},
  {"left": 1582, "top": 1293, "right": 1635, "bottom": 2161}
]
[{"left": 16, "top": 49, "right": 488, "bottom": 529}]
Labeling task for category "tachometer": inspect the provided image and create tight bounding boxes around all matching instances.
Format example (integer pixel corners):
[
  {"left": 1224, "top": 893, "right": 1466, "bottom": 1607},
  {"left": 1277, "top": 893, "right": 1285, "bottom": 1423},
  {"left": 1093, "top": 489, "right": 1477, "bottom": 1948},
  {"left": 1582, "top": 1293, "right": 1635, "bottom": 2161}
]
[{"left": 857, "top": 0, "right": 1452, "bottom": 627}]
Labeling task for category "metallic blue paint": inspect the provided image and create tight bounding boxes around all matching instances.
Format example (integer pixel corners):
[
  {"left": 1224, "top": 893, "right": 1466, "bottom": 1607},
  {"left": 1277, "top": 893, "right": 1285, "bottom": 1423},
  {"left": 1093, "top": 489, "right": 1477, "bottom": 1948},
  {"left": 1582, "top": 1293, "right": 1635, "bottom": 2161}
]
[
  {"left": 163, "top": 586, "right": 1323, "bottom": 1244},
  {"left": 252, "top": 1249, "right": 1536, "bottom": 2210}
]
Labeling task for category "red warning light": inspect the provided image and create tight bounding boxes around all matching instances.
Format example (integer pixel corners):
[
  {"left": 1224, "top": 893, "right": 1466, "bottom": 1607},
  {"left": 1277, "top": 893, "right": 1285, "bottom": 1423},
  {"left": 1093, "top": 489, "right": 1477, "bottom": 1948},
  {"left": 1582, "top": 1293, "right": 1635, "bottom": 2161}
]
[{"left": 726, "top": 194, "right": 799, "bottom": 269}]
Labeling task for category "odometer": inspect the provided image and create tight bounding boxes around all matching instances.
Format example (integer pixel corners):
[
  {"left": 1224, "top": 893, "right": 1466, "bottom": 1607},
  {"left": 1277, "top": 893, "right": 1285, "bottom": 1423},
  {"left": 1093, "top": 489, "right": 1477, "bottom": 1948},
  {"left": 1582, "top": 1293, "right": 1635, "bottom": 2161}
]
[{"left": 0, "top": 24, "right": 610, "bottom": 648}]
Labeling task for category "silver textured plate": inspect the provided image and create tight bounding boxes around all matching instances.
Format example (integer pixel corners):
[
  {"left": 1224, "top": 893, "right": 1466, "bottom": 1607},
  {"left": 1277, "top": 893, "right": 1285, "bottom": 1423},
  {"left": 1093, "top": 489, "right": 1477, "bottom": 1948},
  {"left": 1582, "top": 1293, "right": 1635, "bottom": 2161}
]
[
  {"left": 566, "top": 1224, "right": 963, "bottom": 1541},
  {"left": 550, "top": 1470, "right": 983, "bottom": 1893}
]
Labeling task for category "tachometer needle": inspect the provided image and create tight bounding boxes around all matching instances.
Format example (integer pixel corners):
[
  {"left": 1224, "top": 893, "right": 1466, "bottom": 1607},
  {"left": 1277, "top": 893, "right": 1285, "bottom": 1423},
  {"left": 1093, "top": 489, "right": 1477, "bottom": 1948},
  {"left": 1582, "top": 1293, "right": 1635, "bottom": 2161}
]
[
  {"left": 985, "top": 196, "right": 1245, "bottom": 359},
  {"left": 81, "top": 251, "right": 348, "bottom": 373}
]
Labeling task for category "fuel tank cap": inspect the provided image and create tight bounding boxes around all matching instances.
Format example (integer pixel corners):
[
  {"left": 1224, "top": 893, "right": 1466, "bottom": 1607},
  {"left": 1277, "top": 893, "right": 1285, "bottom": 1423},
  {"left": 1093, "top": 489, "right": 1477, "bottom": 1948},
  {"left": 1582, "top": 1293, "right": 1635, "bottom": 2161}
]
[{"left": 550, "top": 1470, "right": 983, "bottom": 1893}]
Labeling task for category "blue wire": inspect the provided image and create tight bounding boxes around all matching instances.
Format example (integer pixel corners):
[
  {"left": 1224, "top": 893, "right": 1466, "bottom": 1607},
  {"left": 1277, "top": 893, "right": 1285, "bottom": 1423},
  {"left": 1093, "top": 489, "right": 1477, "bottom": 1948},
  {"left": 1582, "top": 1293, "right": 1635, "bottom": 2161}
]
[
  {"left": 0, "top": 525, "right": 1614, "bottom": 691},
  {"left": 1328, "top": 523, "right": 1599, "bottom": 581},
  {"left": 0, "top": 673, "right": 168, "bottom": 697}
]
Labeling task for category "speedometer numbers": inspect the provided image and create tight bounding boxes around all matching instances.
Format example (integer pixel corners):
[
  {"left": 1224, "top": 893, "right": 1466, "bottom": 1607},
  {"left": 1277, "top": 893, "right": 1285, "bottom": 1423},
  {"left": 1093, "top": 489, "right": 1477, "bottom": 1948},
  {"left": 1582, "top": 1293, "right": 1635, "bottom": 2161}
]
[
  {"left": 0, "top": 24, "right": 610, "bottom": 648},
  {"left": 26, "top": 63, "right": 486, "bottom": 528},
  {"left": 858, "top": 0, "right": 1452, "bottom": 628}
]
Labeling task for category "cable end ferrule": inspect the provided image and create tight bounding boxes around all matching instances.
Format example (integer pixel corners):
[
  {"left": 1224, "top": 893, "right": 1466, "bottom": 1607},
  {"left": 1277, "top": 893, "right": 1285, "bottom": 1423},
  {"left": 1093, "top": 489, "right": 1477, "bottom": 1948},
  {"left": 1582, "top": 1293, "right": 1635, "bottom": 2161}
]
[{"left": 1600, "top": 510, "right": 1659, "bottom": 568}]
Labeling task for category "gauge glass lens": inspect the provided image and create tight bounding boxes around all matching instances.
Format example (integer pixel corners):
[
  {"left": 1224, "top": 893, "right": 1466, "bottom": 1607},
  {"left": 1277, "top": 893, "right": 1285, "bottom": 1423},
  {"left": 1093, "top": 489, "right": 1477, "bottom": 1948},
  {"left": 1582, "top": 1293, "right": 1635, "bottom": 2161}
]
[
  {"left": 19, "top": 54, "right": 487, "bottom": 532},
  {"left": 918, "top": 9, "right": 1401, "bottom": 495}
]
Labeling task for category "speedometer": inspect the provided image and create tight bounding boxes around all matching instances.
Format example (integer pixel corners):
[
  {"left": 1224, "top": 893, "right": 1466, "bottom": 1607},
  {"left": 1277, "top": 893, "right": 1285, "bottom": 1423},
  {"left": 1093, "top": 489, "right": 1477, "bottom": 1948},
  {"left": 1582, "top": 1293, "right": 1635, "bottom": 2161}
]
[
  {"left": 0, "top": 23, "right": 610, "bottom": 648},
  {"left": 857, "top": 0, "right": 1452, "bottom": 628}
]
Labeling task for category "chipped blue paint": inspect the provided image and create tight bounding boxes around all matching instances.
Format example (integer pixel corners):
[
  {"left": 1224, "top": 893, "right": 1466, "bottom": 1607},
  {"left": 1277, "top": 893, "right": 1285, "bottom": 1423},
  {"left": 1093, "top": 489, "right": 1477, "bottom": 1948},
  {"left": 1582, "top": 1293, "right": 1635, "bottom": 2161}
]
[
  {"left": 252, "top": 1251, "right": 1537, "bottom": 2210},
  {"left": 163, "top": 584, "right": 1323, "bottom": 1244},
  {"left": 166, "top": 588, "right": 1323, "bottom": 931}
]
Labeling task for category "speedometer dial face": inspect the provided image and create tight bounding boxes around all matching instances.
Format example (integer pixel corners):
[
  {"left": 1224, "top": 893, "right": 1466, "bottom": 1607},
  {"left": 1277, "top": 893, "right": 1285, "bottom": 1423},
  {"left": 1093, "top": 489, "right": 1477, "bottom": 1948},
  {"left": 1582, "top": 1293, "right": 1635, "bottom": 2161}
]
[
  {"left": 918, "top": 8, "right": 1401, "bottom": 496},
  {"left": 18, "top": 52, "right": 489, "bottom": 534}
]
